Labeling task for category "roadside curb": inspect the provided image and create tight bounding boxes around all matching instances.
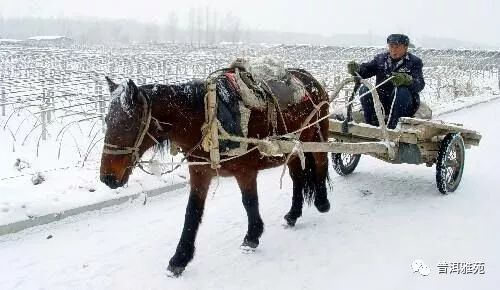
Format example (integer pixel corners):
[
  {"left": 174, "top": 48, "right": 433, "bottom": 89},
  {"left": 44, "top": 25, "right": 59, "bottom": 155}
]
[{"left": 0, "top": 182, "right": 187, "bottom": 236}]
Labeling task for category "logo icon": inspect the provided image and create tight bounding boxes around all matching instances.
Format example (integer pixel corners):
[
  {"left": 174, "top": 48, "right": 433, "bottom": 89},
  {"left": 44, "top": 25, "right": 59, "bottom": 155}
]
[{"left": 412, "top": 259, "right": 431, "bottom": 276}]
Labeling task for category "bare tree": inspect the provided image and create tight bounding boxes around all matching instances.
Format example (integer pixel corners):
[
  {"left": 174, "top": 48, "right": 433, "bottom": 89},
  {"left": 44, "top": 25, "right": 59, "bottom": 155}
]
[
  {"left": 212, "top": 9, "right": 217, "bottom": 44},
  {"left": 205, "top": 6, "right": 210, "bottom": 45},
  {"left": 220, "top": 12, "right": 241, "bottom": 43},
  {"left": 231, "top": 17, "right": 240, "bottom": 44},
  {"left": 166, "top": 11, "right": 179, "bottom": 43},
  {"left": 196, "top": 7, "right": 203, "bottom": 47},
  {"left": 0, "top": 14, "right": 4, "bottom": 38},
  {"left": 188, "top": 8, "right": 195, "bottom": 46}
]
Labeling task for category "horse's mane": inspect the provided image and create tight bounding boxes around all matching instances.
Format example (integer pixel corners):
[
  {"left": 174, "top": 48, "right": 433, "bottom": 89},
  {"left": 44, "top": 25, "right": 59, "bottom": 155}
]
[{"left": 140, "top": 80, "right": 206, "bottom": 112}]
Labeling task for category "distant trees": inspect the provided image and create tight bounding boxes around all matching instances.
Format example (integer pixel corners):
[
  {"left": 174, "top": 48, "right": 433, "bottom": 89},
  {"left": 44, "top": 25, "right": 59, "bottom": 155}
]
[
  {"left": 184, "top": 7, "right": 240, "bottom": 47},
  {"left": 188, "top": 8, "right": 195, "bottom": 46},
  {"left": 165, "top": 11, "right": 179, "bottom": 43},
  {"left": 0, "top": 7, "right": 245, "bottom": 46},
  {"left": 224, "top": 13, "right": 241, "bottom": 43},
  {"left": 0, "top": 15, "right": 4, "bottom": 38}
]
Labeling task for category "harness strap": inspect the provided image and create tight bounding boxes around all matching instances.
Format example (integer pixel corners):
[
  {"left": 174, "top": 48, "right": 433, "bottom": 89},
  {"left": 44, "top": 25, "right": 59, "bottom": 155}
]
[
  {"left": 103, "top": 91, "right": 153, "bottom": 167},
  {"left": 102, "top": 148, "right": 137, "bottom": 155}
]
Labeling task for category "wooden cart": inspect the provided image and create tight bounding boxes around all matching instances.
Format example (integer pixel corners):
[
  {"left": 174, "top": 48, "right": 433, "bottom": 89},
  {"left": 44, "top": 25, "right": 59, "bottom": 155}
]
[{"left": 327, "top": 77, "right": 481, "bottom": 194}]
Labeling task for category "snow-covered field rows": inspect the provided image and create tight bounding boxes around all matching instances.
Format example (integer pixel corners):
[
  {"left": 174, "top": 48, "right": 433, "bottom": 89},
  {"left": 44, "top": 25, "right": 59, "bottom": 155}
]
[{"left": 0, "top": 43, "right": 498, "bottom": 226}]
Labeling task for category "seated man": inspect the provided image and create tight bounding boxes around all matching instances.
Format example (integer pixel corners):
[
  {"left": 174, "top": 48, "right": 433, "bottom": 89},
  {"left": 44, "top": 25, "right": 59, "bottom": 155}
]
[{"left": 347, "top": 34, "right": 425, "bottom": 129}]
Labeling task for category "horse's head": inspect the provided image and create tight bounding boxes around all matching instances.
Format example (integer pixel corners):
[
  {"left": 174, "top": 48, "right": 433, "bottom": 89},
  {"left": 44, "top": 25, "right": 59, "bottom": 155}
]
[{"left": 100, "top": 77, "right": 153, "bottom": 189}]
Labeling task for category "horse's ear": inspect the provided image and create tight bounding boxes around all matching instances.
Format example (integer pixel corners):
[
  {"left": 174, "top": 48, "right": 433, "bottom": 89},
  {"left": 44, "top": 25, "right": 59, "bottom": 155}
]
[
  {"left": 126, "top": 79, "right": 140, "bottom": 104},
  {"left": 105, "top": 76, "right": 119, "bottom": 93}
]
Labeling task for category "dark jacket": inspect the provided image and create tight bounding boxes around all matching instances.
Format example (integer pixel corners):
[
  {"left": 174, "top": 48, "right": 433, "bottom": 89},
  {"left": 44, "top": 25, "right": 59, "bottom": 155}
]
[{"left": 358, "top": 52, "right": 425, "bottom": 101}]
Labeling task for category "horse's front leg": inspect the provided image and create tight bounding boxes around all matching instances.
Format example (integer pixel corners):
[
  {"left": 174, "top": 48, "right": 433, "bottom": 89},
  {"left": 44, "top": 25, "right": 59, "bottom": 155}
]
[
  {"left": 167, "top": 166, "right": 212, "bottom": 277},
  {"left": 235, "top": 170, "right": 264, "bottom": 249}
]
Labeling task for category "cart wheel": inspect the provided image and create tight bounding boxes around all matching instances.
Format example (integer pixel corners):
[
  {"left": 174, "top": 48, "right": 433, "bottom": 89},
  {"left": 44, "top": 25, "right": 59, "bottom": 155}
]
[
  {"left": 331, "top": 153, "right": 361, "bottom": 176},
  {"left": 436, "top": 133, "right": 465, "bottom": 194}
]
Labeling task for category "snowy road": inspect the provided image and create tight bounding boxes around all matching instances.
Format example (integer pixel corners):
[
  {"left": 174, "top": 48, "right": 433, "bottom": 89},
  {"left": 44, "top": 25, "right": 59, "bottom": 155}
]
[{"left": 1, "top": 100, "right": 499, "bottom": 290}]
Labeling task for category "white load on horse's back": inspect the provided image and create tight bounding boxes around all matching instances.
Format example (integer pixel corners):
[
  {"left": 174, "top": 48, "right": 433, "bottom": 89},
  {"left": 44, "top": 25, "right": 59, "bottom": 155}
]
[
  {"left": 231, "top": 56, "right": 288, "bottom": 82},
  {"left": 229, "top": 56, "right": 307, "bottom": 107}
]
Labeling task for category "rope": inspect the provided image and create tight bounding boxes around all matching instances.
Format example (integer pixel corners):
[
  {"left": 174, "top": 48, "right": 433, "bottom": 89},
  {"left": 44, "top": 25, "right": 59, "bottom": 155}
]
[
  {"left": 287, "top": 76, "right": 397, "bottom": 138},
  {"left": 279, "top": 140, "right": 305, "bottom": 189}
]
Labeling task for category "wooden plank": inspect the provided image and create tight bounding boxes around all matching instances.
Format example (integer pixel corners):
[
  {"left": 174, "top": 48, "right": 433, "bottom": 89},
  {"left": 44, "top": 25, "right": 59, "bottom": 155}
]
[
  {"left": 219, "top": 131, "right": 390, "bottom": 155},
  {"left": 417, "top": 142, "right": 440, "bottom": 152},
  {"left": 399, "top": 117, "right": 465, "bottom": 128},
  {"left": 399, "top": 117, "right": 481, "bottom": 142},
  {"left": 206, "top": 82, "right": 220, "bottom": 168},
  {"left": 259, "top": 140, "right": 389, "bottom": 155},
  {"left": 329, "top": 119, "right": 418, "bottom": 144},
  {"left": 328, "top": 133, "right": 378, "bottom": 143},
  {"left": 462, "top": 133, "right": 482, "bottom": 143},
  {"left": 368, "top": 146, "right": 437, "bottom": 165},
  {"left": 464, "top": 138, "right": 480, "bottom": 146},
  {"left": 330, "top": 118, "right": 481, "bottom": 146},
  {"left": 399, "top": 118, "right": 480, "bottom": 136}
]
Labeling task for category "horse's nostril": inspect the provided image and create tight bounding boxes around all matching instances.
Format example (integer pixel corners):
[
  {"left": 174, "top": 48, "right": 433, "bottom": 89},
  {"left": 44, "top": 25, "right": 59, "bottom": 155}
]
[{"left": 101, "top": 174, "right": 120, "bottom": 189}]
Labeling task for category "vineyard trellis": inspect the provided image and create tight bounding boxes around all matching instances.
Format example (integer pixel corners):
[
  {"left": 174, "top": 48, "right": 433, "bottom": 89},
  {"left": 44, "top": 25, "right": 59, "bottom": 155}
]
[{"left": 0, "top": 43, "right": 499, "bottom": 168}]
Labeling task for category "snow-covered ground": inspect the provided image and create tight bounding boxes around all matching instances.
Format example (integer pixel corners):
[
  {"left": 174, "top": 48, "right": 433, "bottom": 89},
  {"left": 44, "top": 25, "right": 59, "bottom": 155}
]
[{"left": 0, "top": 99, "right": 498, "bottom": 290}]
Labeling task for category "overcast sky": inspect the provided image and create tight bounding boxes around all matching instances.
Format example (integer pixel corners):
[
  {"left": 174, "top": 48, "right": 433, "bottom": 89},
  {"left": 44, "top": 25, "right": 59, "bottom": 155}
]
[{"left": 1, "top": 0, "right": 499, "bottom": 47}]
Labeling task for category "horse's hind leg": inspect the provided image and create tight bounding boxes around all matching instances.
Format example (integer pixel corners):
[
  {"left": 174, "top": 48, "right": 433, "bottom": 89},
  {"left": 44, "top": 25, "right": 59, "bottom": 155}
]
[
  {"left": 167, "top": 166, "right": 212, "bottom": 277},
  {"left": 284, "top": 152, "right": 330, "bottom": 227},
  {"left": 235, "top": 170, "right": 264, "bottom": 249},
  {"left": 312, "top": 152, "right": 330, "bottom": 213},
  {"left": 284, "top": 157, "right": 305, "bottom": 227}
]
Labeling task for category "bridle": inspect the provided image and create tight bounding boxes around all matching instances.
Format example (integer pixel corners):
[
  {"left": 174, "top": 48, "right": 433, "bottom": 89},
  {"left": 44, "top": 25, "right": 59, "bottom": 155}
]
[
  {"left": 100, "top": 84, "right": 202, "bottom": 178},
  {"left": 102, "top": 89, "right": 153, "bottom": 169}
]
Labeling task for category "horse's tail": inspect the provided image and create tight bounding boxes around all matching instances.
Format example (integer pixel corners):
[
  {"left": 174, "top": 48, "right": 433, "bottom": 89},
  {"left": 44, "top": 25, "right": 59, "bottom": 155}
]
[
  {"left": 302, "top": 152, "right": 317, "bottom": 205},
  {"left": 302, "top": 152, "right": 332, "bottom": 206}
]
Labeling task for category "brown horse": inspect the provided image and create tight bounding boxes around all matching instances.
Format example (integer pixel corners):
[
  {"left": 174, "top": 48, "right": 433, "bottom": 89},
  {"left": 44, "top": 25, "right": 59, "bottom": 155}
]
[{"left": 100, "top": 69, "right": 331, "bottom": 276}]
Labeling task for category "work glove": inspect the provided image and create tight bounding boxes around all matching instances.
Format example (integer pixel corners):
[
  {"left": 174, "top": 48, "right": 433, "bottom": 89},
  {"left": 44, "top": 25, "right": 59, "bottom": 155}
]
[
  {"left": 347, "top": 61, "right": 360, "bottom": 76},
  {"left": 391, "top": 72, "right": 413, "bottom": 87}
]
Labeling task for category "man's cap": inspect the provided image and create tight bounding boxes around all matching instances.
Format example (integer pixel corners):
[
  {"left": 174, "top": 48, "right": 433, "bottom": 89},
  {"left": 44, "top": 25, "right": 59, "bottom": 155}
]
[{"left": 387, "top": 34, "right": 410, "bottom": 46}]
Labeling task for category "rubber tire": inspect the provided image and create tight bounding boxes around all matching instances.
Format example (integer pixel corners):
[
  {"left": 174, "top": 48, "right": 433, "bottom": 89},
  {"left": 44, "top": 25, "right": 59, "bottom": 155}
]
[
  {"left": 331, "top": 153, "right": 361, "bottom": 176},
  {"left": 436, "top": 133, "right": 465, "bottom": 194}
]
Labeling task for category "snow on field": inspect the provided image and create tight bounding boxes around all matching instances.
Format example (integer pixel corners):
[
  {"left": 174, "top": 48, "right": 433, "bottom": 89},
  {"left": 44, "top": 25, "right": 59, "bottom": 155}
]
[{"left": 0, "top": 99, "right": 498, "bottom": 290}]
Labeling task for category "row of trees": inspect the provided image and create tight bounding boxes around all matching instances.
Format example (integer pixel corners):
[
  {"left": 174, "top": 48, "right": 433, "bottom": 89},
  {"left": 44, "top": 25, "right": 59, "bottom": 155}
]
[
  {"left": 164, "top": 7, "right": 242, "bottom": 45},
  {"left": 0, "top": 7, "right": 244, "bottom": 45}
]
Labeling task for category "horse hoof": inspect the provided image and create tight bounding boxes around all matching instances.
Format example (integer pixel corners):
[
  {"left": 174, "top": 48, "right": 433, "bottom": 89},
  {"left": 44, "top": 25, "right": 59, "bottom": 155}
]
[
  {"left": 284, "top": 212, "right": 300, "bottom": 227},
  {"left": 284, "top": 215, "right": 297, "bottom": 227},
  {"left": 241, "top": 245, "right": 257, "bottom": 253},
  {"left": 241, "top": 239, "right": 259, "bottom": 252},
  {"left": 315, "top": 200, "right": 330, "bottom": 213},
  {"left": 166, "top": 264, "right": 185, "bottom": 277}
]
